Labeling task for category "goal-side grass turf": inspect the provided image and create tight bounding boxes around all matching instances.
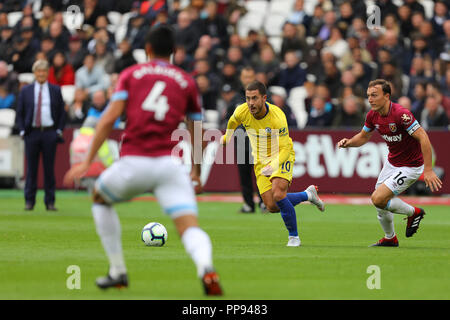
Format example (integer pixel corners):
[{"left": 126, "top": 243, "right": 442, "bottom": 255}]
[{"left": 0, "top": 190, "right": 449, "bottom": 300}]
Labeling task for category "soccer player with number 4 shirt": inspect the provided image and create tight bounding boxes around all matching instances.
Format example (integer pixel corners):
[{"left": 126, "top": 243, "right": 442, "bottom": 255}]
[
  {"left": 64, "top": 25, "right": 222, "bottom": 295},
  {"left": 338, "top": 79, "right": 443, "bottom": 247}
]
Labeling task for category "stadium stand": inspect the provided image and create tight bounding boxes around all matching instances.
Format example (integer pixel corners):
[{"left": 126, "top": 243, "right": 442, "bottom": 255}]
[{"left": 0, "top": 0, "right": 447, "bottom": 130}]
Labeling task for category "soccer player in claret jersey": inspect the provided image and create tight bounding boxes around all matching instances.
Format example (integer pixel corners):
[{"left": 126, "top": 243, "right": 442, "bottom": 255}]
[
  {"left": 338, "top": 79, "right": 443, "bottom": 247},
  {"left": 63, "top": 25, "right": 222, "bottom": 295},
  {"left": 221, "top": 81, "right": 325, "bottom": 247}
]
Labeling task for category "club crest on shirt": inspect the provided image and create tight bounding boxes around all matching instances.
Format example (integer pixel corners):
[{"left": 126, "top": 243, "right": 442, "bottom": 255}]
[
  {"left": 389, "top": 123, "right": 397, "bottom": 132},
  {"left": 401, "top": 113, "right": 412, "bottom": 125}
]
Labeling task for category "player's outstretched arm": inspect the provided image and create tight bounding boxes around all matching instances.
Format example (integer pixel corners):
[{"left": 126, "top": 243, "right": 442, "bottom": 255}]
[
  {"left": 63, "top": 100, "right": 126, "bottom": 186},
  {"left": 412, "top": 128, "right": 443, "bottom": 192},
  {"left": 338, "top": 129, "right": 372, "bottom": 148},
  {"left": 220, "top": 115, "right": 241, "bottom": 145}
]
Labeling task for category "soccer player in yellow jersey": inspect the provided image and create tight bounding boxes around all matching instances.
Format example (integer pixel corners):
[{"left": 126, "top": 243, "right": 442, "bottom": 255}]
[{"left": 221, "top": 81, "right": 325, "bottom": 246}]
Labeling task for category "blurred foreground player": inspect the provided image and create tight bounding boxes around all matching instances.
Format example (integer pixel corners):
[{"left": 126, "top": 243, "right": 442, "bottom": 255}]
[
  {"left": 64, "top": 25, "right": 222, "bottom": 295},
  {"left": 221, "top": 81, "right": 325, "bottom": 247},
  {"left": 338, "top": 79, "right": 442, "bottom": 247}
]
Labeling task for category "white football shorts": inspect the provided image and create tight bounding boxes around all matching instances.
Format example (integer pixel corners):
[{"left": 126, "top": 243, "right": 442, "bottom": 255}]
[
  {"left": 375, "top": 160, "right": 424, "bottom": 196},
  {"left": 95, "top": 155, "right": 197, "bottom": 219}
]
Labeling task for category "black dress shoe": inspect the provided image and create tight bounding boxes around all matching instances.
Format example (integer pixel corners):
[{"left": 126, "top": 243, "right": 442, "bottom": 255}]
[
  {"left": 46, "top": 204, "right": 58, "bottom": 211},
  {"left": 25, "top": 203, "right": 34, "bottom": 211}
]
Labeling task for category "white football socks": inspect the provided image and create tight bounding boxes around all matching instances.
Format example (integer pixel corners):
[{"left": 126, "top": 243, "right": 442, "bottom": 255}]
[
  {"left": 92, "top": 204, "right": 127, "bottom": 278},
  {"left": 181, "top": 227, "right": 213, "bottom": 278},
  {"left": 385, "top": 198, "right": 415, "bottom": 217},
  {"left": 376, "top": 208, "right": 395, "bottom": 239}
]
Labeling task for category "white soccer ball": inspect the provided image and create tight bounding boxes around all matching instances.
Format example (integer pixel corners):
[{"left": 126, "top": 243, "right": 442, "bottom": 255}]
[{"left": 141, "top": 222, "right": 168, "bottom": 247}]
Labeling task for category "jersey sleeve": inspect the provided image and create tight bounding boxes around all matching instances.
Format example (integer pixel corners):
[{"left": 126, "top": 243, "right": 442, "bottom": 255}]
[
  {"left": 222, "top": 104, "right": 244, "bottom": 144},
  {"left": 363, "top": 111, "right": 375, "bottom": 132},
  {"left": 270, "top": 108, "right": 291, "bottom": 167},
  {"left": 186, "top": 78, "right": 203, "bottom": 121},
  {"left": 398, "top": 109, "right": 421, "bottom": 135},
  {"left": 111, "top": 68, "right": 130, "bottom": 101}
]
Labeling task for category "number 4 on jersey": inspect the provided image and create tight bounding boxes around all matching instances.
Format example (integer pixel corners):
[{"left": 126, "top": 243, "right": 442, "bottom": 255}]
[{"left": 142, "top": 81, "right": 169, "bottom": 121}]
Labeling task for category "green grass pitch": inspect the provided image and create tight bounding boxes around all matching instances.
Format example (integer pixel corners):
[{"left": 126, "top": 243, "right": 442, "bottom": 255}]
[{"left": 0, "top": 190, "right": 449, "bottom": 300}]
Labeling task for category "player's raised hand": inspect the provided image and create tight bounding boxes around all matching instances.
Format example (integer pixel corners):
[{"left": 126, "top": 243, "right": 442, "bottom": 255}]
[
  {"left": 423, "top": 170, "right": 443, "bottom": 192},
  {"left": 338, "top": 138, "right": 350, "bottom": 148},
  {"left": 63, "top": 161, "right": 90, "bottom": 186}
]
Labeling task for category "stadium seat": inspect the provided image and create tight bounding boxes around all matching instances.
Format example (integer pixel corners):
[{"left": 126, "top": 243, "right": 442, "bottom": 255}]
[
  {"left": 401, "top": 74, "right": 410, "bottom": 97},
  {"left": 31, "top": 0, "right": 42, "bottom": 13},
  {"left": 420, "top": 0, "right": 434, "bottom": 19},
  {"left": 107, "top": 11, "right": 123, "bottom": 26},
  {"left": 245, "top": 0, "right": 269, "bottom": 15},
  {"left": 287, "top": 86, "right": 308, "bottom": 129},
  {"left": 133, "top": 49, "right": 147, "bottom": 63},
  {"left": 268, "top": 0, "right": 295, "bottom": 17},
  {"left": 0, "top": 109, "right": 16, "bottom": 138},
  {"left": 120, "top": 12, "right": 135, "bottom": 27},
  {"left": 115, "top": 24, "right": 127, "bottom": 44},
  {"left": 18, "top": 73, "right": 35, "bottom": 84},
  {"left": 237, "top": 12, "right": 265, "bottom": 37},
  {"left": 61, "top": 85, "right": 76, "bottom": 106},
  {"left": 264, "top": 14, "right": 287, "bottom": 37},
  {"left": 268, "top": 36, "right": 283, "bottom": 55},
  {"left": 7, "top": 12, "right": 23, "bottom": 27}
]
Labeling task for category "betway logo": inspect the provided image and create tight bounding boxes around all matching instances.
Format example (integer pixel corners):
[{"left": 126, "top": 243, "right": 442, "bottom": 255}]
[
  {"left": 292, "top": 135, "right": 388, "bottom": 178},
  {"left": 381, "top": 134, "right": 402, "bottom": 142}
]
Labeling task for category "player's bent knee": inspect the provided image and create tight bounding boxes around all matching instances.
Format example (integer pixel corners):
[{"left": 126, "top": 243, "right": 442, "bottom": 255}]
[
  {"left": 268, "top": 205, "right": 280, "bottom": 213},
  {"left": 93, "top": 189, "right": 108, "bottom": 205},
  {"left": 173, "top": 214, "right": 199, "bottom": 236},
  {"left": 371, "top": 193, "right": 388, "bottom": 209}
]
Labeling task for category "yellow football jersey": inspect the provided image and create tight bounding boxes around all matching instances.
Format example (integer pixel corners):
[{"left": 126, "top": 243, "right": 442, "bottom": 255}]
[{"left": 223, "top": 102, "right": 294, "bottom": 168}]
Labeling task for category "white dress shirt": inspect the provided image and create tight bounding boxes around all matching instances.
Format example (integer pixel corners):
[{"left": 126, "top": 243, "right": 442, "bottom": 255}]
[{"left": 33, "top": 81, "right": 54, "bottom": 127}]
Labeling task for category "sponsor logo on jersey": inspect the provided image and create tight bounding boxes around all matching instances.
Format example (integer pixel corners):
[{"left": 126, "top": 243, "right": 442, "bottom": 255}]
[
  {"left": 381, "top": 133, "right": 402, "bottom": 142},
  {"left": 389, "top": 123, "right": 397, "bottom": 132}
]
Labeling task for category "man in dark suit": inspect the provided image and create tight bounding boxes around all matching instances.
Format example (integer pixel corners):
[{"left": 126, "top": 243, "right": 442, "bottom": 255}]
[{"left": 16, "top": 59, "right": 66, "bottom": 211}]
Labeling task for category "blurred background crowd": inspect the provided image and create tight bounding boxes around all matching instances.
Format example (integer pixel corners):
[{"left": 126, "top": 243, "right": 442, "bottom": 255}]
[{"left": 0, "top": 0, "right": 449, "bottom": 131}]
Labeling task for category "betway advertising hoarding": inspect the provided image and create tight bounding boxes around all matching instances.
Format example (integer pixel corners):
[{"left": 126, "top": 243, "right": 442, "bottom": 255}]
[
  {"left": 201, "top": 130, "right": 449, "bottom": 194},
  {"left": 52, "top": 129, "right": 449, "bottom": 194}
]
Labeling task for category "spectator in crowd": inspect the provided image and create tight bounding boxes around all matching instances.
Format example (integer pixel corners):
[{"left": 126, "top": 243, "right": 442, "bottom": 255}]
[
  {"left": 48, "top": 51, "right": 75, "bottom": 86},
  {"left": 287, "top": 0, "right": 311, "bottom": 31},
  {"left": 114, "top": 39, "right": 137, "bottom": 74},
  {"left": 39, "top": 35, "right": 57, "bottom": 62},
  {"left": 398, "top": 4, "right": 413, "bottom": 39},
  {"left": 252, "top": 44, "right": 280, "bottom": 87},
  {"left": 83, "top": 0, "right": 107, "bottom": 27},
  {"left": 174, "top": 9, "right": 201, "bottom": 57},
  {"left": 431, "top": 0, "right": 449, "bottom": 38},
  {"left": 268, "top": 86, "right": 297, "bottom": 128},
  {"left": 277, "top": 50, "right": 306, "bottom": 95},
  {"left": 20, "top": 26, "right": 40, "bottom": 53},
  {"left": 306, "top": 96, "right": 334, "bottom": 127},
  {"left": 280, "top": 22, "right": 308, "bottom": 60},
  {"left": 220, "top": 60, "right": 239, "bottom": 90},
  {"left": 307, "top": 4, "right": 325, "bottom": 37},
  {"left": 323, "top": 26, "right": 350, "bottom": 61},
  {"left": 339, "top": 69, "right": 365, "bottom": 99},
  {"left": 173, "top": 45, "right": 193, "bottom": 72},
  {"left": 332, "top": 95, "right": 365, "bottom": 128},
  {"left": 420, "top": 95, "right": 449, "bottom": 130},
  {"left": 318, "top": 10, "right": 337, "bottom": 41},
  {"left": 140, "top": 0, "right": 168, "bottom": 25},
  {"left": 411, "top": 81, "right": 427, "bottom": 120},
  {"left": 38, "top": 3, "right": 55, "bottom": 34},
  {"left": 380, "top": 61, "right": 403, "bottom": 100},
  {"left": 337, "top": 1, "right": 355, "bottom": 34},
  {"left": 93, "top": 40, "right": 115, "bottom": 74},
  {"left": 218, "top": 83, "right": 241, "bottom": 129},
  {"left": 0, "top": 60, "right": 18, "bottom": 99},
  {"left": 11, "top": 36, "right": 37, "bottom": 74},
  {"left": 48, "top": 20, "right": 70, "bottom": 52},
  {"left": 398, "top": 96, "right": 412, "bottom": 110},
  {"left": 407, "top": 56, "right": 432, "bottom": 98},
  {"left": 67, "top": 35, "right": 89, "bottom": 72},
  {"left": 126, "top": 14, "right": 150, "bottom": 50},
  {"left": 0, "top": 25, "right": 14, "bottom": 62},
  {"left": 195, "top": 74, "right": 217, "bottom": 111},
  {"left": 200, "top": 0, "right": 229, "bottom": 50},
  {"left": 375, "top": 0, "right": 399, "bottom": 21},
  {"left": 426, "top": 81, "right": 450, "bottom": 120},
  {"left": 226, "top": 46, "right": 247, "bottom": 71},
  {"left": 72, "top": 54, "right": 110, "bottom": 122},
  {"left": 410, "top": 10, "right": 426, "bottom": 36},
  {"left": 83, "top": 89, "right": 121, "bottom": 129},
  {"left": 318, "top": 58, "right": 342, "bottom": 99}
]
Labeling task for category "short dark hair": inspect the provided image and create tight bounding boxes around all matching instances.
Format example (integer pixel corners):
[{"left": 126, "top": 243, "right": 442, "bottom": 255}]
[
  {"left": 145, "top": 24, "right": 175, "bottom": 57},
  {"left": 368, "top": 79, "right": 392, "bottom": 96},
  {"left": 245, "top": 80, "right": 267, "bottom": 96}
]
